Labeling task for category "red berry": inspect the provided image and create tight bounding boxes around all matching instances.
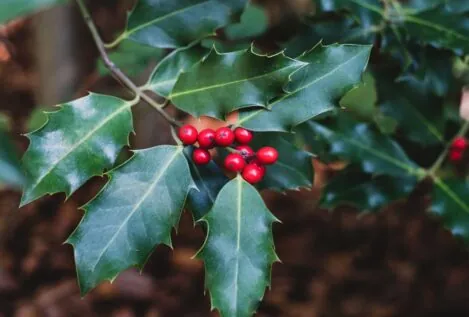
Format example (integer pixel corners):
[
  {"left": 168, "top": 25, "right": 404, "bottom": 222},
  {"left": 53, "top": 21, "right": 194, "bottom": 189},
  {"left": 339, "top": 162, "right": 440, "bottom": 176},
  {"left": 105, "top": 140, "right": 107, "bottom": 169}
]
[
  {"left": 178, "top": 125, "right": 198, "bottom": 145},
  {"left": 236, "top": 145, "right": 255, "bottom": 159},
  {"left": 192, "top": 148, "right": 211, "bottom": 165},
  {"left": 215, "top": 127, "right": 235, "bottom": 147},
  {"left": 234, "top": 127, "right": 253, "bottom": 144},
  {"left": 224, "top": 153, "right": 246, "bottom": 172},
  {"left": 449, "top": 149, "right": 463, "bottom": 163},
  {"left": 198, "top": 128, "right": 216, "bottom": 149},
  {"left": 242, "top": 163, "right": 265, "bottom": 184},
  {"left": 257, "top": 147, "right": 279, "bottom": 165},
  {"left": 452, "top": 137, "right": 468, "bottom": 151}
]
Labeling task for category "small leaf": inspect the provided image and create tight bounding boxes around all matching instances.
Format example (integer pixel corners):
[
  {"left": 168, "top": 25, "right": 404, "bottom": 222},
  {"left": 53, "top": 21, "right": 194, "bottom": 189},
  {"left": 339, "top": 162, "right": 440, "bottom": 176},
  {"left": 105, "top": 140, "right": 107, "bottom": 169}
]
[
  {"left": 21, "top": 93, "right": 135, "bottom": 206},
  {"left": 197, "top": 176, "right": 279, "bottom": 317},
  {"left": 237, "top": 44, "right": 371, "bottom": 132},
  {"left": 431, "top": 178, "right": 469, "bottom": 244},
  {"left": 145, "top": 44, "right": 210, "bottom": 97},
  {"left": 184, "top": 147, "right": 229, "bottom": 221},
  {"left": 224, "top": 4, "right": 269, "bottom": 40},
  {"left": 109, "top": 0, "right": 247, "bottom": 49},
  {"left": 0, "top": 128, "right": 24, "bottom": 188},
  {"left": 250, "top": 133, "right": 314, "bottom": 191},
  {"left": 321, "top": 165, "right": 417, "bottom": 211},
  {"left": 170, "top": 48, "right": 305, "bottom": 119},
  {"left": 67, "top": 145, "right": 193, "bottom": 294},
  {"left": 98, "top": 40, "right": 164, "bottom": 77},
  {"left": 297, "top": 112, "right": 421, "bottom": 178},
  {"left": 377, "top": 75, "right": 445, "bottom": 145},
  {"left": 403, "top": 7, "right": 469, "bottom": 55},
  {"left": 0, "top": 0, "right": 67, "bottom": 23}
]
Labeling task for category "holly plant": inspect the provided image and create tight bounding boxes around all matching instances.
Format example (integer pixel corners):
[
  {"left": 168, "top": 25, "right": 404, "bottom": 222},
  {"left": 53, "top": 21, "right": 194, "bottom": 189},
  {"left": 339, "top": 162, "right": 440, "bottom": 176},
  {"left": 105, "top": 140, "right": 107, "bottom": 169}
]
[{"left": 3, "top": 0, "right": 469, "bottom": 316}]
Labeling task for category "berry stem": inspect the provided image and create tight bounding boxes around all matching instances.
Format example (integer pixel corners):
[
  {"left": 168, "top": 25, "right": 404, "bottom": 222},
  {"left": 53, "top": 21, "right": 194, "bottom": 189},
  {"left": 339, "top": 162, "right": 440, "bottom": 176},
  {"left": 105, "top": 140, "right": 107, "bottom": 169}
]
[
  {"left": 428, "top": 121, "right": 469, "bottom": 178},
  {"left": 75, "top": 0, "right": 183, "bottom": 128}
]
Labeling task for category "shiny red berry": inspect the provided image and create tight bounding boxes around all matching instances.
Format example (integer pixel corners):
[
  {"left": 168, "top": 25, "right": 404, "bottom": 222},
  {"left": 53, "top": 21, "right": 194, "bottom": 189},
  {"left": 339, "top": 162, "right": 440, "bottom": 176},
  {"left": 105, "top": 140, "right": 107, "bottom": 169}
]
[
  {"left": 192, "top": 148, "right": 211, "bottom": 165},
  {"left": 224, "top": 153, "right": 246, "bottom": 172},
  {"left": 234, "top": 127, "right": 253, "bottom": 144},
  {"left": 236, "top": 145, "right": 255, "bottom": 159},
  {"left": 178, "top": 125, "right": 198, "bottom": 145},
  {"left": 449, "top": 149, "right": 463, "bottom": 162},
  {"left": 257, "top": 147, "right": 278, "bottom": 165},
  {"left": 452, "top": 137, "right": 468, "bottom": 151},
  {"left": 242, "top": 163, "right": 265, "bottom": 184},
  {"left": 198, "top": 128, "right": 216, "bottom": 149},
  {"left": 215, "top": 127, "right": 235, "bottom": 147}
]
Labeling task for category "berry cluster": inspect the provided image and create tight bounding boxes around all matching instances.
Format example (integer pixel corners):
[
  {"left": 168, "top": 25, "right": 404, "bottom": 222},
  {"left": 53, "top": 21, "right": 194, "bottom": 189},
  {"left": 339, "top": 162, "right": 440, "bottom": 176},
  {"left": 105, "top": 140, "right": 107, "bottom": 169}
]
[
  {"left": 178, "top": 125, "right": 278, "bottom": 184},
  {"left": 449, "top": 137, "right": 468, "bottom": 163}
]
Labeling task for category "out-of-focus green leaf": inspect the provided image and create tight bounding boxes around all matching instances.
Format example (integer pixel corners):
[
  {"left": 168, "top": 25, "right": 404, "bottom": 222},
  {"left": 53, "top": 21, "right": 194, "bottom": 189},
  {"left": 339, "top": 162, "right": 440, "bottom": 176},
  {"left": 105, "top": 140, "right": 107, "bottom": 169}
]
[
  {"left": 98, "top": 40, "right": 164, "bottom": 77},
  {"left": 298, "top": 112, "right": 422, "bottom": 178},
  {"left": 340, "top": 72, "right": 377, "bottom": 121},
  {"left": 0, "top": 128, "right": 24, "bottom": 188},
  {"left": 0, "top": 0, "right": 67, "bottom": 24},
  {"left": 321, "top": 165, "right": 417, "bottom": 211},
  {"left": 250, "top": 133, "right": 314, "bottom": 191},
  {"left": 431, "top": 178, "right": 469, "bottom": 245},
  {"left": 225, "top": 4, "right": 269, "bottom": 40},
  {"left": 377, "top": 75, "right": 445, "bottom": 145}
]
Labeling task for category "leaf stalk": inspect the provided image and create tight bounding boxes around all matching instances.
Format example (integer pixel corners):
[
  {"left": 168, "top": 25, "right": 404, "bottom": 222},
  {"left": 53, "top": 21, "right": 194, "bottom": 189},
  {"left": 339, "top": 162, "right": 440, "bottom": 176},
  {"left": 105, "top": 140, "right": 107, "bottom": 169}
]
[{"left": 75, "top": 0, "right": 182, "bottom": 127}]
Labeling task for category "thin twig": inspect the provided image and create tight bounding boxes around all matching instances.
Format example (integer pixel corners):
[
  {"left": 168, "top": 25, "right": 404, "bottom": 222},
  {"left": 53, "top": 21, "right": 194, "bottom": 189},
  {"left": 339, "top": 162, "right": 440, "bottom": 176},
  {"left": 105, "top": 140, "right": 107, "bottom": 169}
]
[
  {"left": 429, "top": 120, "right": 469, "bottom": 177},
  {"left": 75, "top": 0, "right": 182, "bottom": 127}
]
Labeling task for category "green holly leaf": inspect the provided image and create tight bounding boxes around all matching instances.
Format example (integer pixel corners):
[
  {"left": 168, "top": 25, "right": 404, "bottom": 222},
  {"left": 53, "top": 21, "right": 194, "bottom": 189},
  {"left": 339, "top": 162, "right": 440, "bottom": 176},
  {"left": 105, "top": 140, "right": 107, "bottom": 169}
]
[
  {"left": 250, "top": 133, "right": 314, "bottom": 191},
  {"left": 283, "top": 17, "right": 377, "bottom": 58},
  {"left": 184, "top": 147, "right": 229, "bottom": 221},
  {"left": 321, "top": 165, "right": 417, "bottom": 211},
  {"left": 197, "top": 176, "right": 279, "bottom": 317},
  {"left": 400, "top": 0, "right": 444, "bottom": 12},
  {"left": 144, "top": 44, "right": 210, "bottom": 98},
  {"left": 67, "top": 145, "right": 193, "bottom": 294},
  {"left": 224, "top": 4, "right": 269, "bottom": 40},
  {"left": 0, "top": 0, "right": 67, "bottom": 23},
  {"left": 377, "top": 75, "right": 445, "bottom": 145},
  {"left": 431, "top": 178, "right": 469, "bottom": 245},
  {"left": 403, "top": 7, "right": 469, "bottom": 55},
  {"left": 21, "top": 93, "right": 135, "bottom": 206},
  {"left": 297, "top": 112, "right": 422, "bottom": 178},
  {"left": 0, "top": 128, "right": 24, "bottom": 188},
  {"left": 446, "top": 2, "right": 469, "bottom": 13},
  {"left": 236, "top": 44, "right": 371, "bottom": 132},
  {"left": 170, "top": 48, "right": 305, "bottom": 119},
  {"left": 108, "top": 0, "right": 247, "bottom": 49},
  {"left": 98, "top": 40, "right": 164, "bottom": 77}
]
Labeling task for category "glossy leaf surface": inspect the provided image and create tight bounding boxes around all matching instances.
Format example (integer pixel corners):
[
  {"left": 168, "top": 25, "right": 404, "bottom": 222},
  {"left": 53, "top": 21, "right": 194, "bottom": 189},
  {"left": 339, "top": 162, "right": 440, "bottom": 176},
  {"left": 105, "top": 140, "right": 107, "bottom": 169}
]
[
  {"left": 68, "top": 145, "right": 193, "bottom": 294},
  {"left": 197, "top": 176, "right": 279, "bottom": 317},
  {"left": 170, "top": 48, "right": 305, "bottom": 119},
  {"left": 237, "top": 44, "right": 371, "bottom": 132},
  {"left": 21, "top": 93, "right": 134, "bottom": 206},
  {"left": 110, "top": 0, "right": 247, "bottom": 48}
]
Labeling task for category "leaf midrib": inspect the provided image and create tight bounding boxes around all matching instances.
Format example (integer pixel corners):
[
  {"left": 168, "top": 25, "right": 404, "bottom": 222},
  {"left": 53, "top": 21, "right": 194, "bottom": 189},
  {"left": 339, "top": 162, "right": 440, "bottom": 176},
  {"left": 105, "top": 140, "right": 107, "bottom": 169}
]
[
  {"left": 435, "top": 178, "right": 469, "bottom": 214},
  {"left": 169, "top": 62, "right": 301, "bottom": 99},
  {"left": 29, "top": 100, "right": 133, "bottom": 193},
  {"left": 90, "top": 147, "right": 183, "bottom": 271},
  {"left": 232, "top": 176, "right": 243, "bottom": 313},
  {"left": 404, "top": 14, "right": 469, "bottom": 43},
  {"left": 237, "top": 48, "right": 369, "bottom": 126}
]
